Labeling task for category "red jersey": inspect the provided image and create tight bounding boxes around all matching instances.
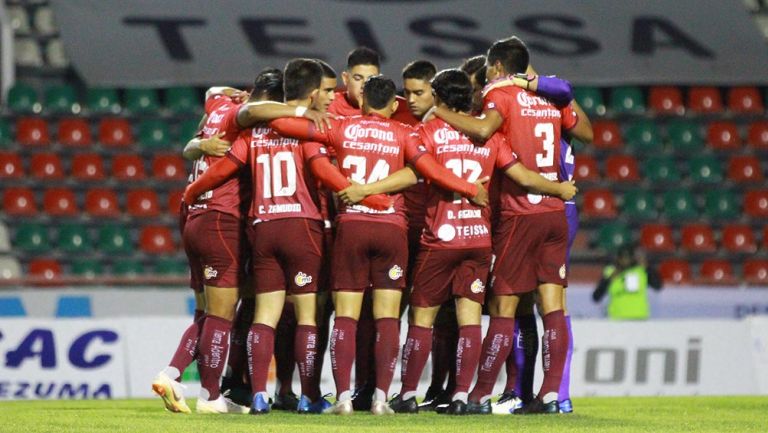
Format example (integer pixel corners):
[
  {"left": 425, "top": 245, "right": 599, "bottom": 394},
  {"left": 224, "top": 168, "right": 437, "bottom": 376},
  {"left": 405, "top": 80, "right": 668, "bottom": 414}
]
[
  {"left": 188, "top": 94, "right": 249, "bottom": 219},
  {"left": 484, "top": 86, "right": 578, "bottom": 216},
  {"left": 226, "top": 126, "right": 325, "bottom": 224},
  {"left": 419, "top": 119, "right": 516, "bottom": 249}
]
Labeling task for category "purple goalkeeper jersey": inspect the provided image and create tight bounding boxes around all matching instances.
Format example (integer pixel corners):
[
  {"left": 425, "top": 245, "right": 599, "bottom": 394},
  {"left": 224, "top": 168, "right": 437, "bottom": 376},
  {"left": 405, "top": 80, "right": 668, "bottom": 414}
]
[{"left": 559, "top": 138, "right": 578, "bottom": 263}]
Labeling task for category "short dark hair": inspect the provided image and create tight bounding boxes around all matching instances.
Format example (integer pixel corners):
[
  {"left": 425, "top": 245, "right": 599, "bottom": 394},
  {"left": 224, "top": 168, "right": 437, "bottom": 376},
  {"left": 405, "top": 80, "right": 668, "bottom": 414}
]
[
  {"left": 283, "top": 58, "right": 323, "bottom": 101},
  {"left": 475, "top": 66, "right": 487, "bottom": 87},
  {"left": 431, "top": 69, "right": 473, "bottom": 113},
  {"left": 316, "top": 59, "right": 337, "bottom": 79},
  {"left": 460, "top": 55, "right": 486, "bottom": 76},
  {"left": 252, "top": 67, "right": 284, "bottom": 102},
  {"left": 347, "top": 47, "right": 380, "bottom": 70},
  {"left": 487, "top": 36, "right": 529, "bottom": 74},
  {"left": 363, "top": 75, "right": 396, "bottom": 110},
  {"left": 402, "top": 60, "right": 436, "bottom": 81}
]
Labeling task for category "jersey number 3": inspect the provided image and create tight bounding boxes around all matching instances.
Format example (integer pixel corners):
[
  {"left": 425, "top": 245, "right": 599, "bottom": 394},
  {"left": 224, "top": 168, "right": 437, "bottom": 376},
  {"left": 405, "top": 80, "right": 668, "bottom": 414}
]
[{"left": 535, "top": 122, "right": 555, "bottom": 168}]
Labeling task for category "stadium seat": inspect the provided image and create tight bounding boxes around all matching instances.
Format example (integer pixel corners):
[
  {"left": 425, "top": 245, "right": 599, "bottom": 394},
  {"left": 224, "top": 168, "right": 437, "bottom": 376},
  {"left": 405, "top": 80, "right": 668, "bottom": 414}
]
[
  {"left": 574, "top": 155, "right": 600, "bottom": 182},
  {"left": 581, "top": 189, "right": 617, "bottom": 218},
  {"left": 167, "top": 190, "right": 184, "bottom": 216},
  {"left": 624, "top": 120, "right": 663, "bottom": 154},
  {"left": 16, "top": 117, "right": 50, "bottom": 146},
  {"left": 744, "top": 190, "right": 768, "bottom": 218},
  {"left": 699, "top": 259, "right": 735, "bottom": 285},
  {"left": 706, "top": 121, "right": 741, "bottom": 151},
  {"left": 0, "top": 222, "right": 10, "bottom": 253},
  {"left": 178, "top": 118, "right": 201, "bottom": 142},
  {"left": 33, "top": 6, "right": 58, "bottom": 36},
  {"left": 30, "top": 153, "right": 64, "bottom": 180},
  {"left": 727, "top": 155, "right": 763, "bottom": 182},
  {"left": 46, "top": 39, "right": 70, "bottom": 69},
  {"left": 622, "top": 189, "right": 657, "bottom": 220},
  {"left": 573, "top": 86, "right": 605, "bottom": 117},
  {"left": 0, "top": 152, "right": 24, "bottom": 179},
  {"left": 8, "top": 5, "right": 31, "bottom": 34},
  {"left": 126, "top": 189, "right": 160, "bottom": 217},
  {"left": 125, "top": 88, "right": 160, "bottom": 114},
  {"left": 138, "top": 120, "right": 171, "bottom": 150},
  {"left": 98, "top": 118, "right": 134, "bottom": 147},
  {"left": 111, "top": 155, "right": 146, "bottom": 180},
  {"left": 592, "top": 121, "right": 622, "bottom": 149},
  {"left": 7, "top": 82, "right": 40, "bottom": 113},
  {"left": 71, "top": 153, "right": 106, "bottom": 181},
  {"left": 642, "top": 156, "right": 680, "bottom": 183},
  {"left": 747, "top": 121, "right": 768, "bottom": 150},
  {"left": 14, "top": 38, "right": 43, "bottom": 68},
  {"left": 58, "top": 223, "right": 90, "bottom": 253},
  {"left": 681, "top": 224, "right": 716, "bottom": 253},
  {"left": 688, "top": 155, "right": 723, "bottom": 184},
  {"left": 42, "top": 188, "right": 78, "bottom": 216},
  {"left": 703, "top": 190, "right": 739, "bottom": 221},
  {"left": 659, "top": 259, "right": 692, "bottom": 284},
  {"left": 2, "top": 187, "right": 37, "bottom": 216},
  {"left": 743, "top": 259, "right": 768, "bottom": 285},
  {"left": 0, "top": 119, "right": 10, "bottom": 148},
  {"left": 166, "top": 86, "right": 201, "bottom": 114},
  {"left": 721, "top": 224, "right": 757, "bottom": 253},
  {"left": 85, "top": 188, "right": 120, "bottom": 217},
  {"left": 662, "top": 190, "right": 698, "bottom": 221},
  {"left": 86, "top": 87, "right": 121, "bottom": 114},
  {"left": 609, "top": 86, "right": 645, "bottom": 115},
  {"left": 154, "top": 257, "right": 188, "bottom": 275},
  {"left": 688, "top": 87, "right": 723, "bottom": 114},
  {"left": 648, "top": 86, "right": 685, "bottom": 115},
  {"left": 113, "top": 259, "right": 144, "bottom": 277},
  {"left": 152, "top": 154, "right": 187, "bottom": 181},
  {"left": 28, "top": 259, "right": 62, "bottom": 282},
  {"left": 605, "top": 155, "right": 639, "bottom": 182},
  {"left": 667, "top": 119, "right": 703, "bottom": 153},
  {"left": 640, "top": 224, "right": 675, "bottom": 253},
  {"left": 44, "top": 84, "right": 79, "bottom": 114},
  {"left": 595, "top": 222, "right": 631, "bottom": 251},
  {"left": 57, "top": 118, "right": 93, "bottom": 147},
  {"left": 727, "top": 86, "right": 764, "bottom": 114},
  {"left": 139, "top": 225, "right": 176, "bottom": 254},
  {"left": 14, "top": 222, "right": 49, "bottom": 253},
  {"left": 70, "top": 258, "right": 103, "bottom": 280},
  {"left": 97, "top": 224, "right": 133, "bottom": 255}
]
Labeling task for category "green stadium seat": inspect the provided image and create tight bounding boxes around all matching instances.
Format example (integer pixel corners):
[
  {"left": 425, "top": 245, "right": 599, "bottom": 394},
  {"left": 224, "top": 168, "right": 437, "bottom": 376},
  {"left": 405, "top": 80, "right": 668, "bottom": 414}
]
[
  {"left": 688, "top": 155, "right": 723, "bottom": 184},
  {"left": 703, "top": 190, "right": 739, "bottom": 221},
  {"left": 624, "top": 120, "right": 663, "bottom": 154},
  {"left": 177, "top": 118, "right": 201, "bottom": 141},
  {"left": 0, "top": 119, "right": 10, "bottom": 148},
  {"left": 14, "top": 223, "right": 49, "bottom": 253},
  {"left": 610, "top": 86, "right": 645, "bottom": 115},
  {"left": 125, "top": 88, "right": 160, "bottom": 114},
  {"left": 154, "top": 257, "right": 187, "bottom": 276},
  {"left": 667, "top": 120, "right": 703, "bottom": 153},
  {"left": 166, "top": 86, "right": 201, "bottom": 114},
  {"left": 86, "top": 87, "right": 121, "bottom": 114},
  {"left": 642, "top": 156, "right": 680, "bottom": 183},
  {"left": 44, "top": 84, "right": 79, "bottom": 114},
  {"left": 663, "top": 190, "right": 698, "bottom": 221},
  {"left": 58, "top": 223, "right": 90, "bottom": 254},
  {"left": 70, "top": 258, "right": 103, "bottom": 280},
  {"left": 595, "top": 222, "right": 631, "bottom": 251},
  {"left": 573, "top": 86, "right": 605, "bottom": 117},
  {"left": 7, "top": 83, "right": 40, "bottom": 113},
  {"left": 138, "top": 119, "right": 171, "bottom": 150},
  {"left": 622, "top": 189, "right": 657, "bottom": 220},
  {"left": 112, "top": 259, "right": 144, "bottom": 278},
  {"left": 97, "top": 224, "right": 133, "bottom": 255}
]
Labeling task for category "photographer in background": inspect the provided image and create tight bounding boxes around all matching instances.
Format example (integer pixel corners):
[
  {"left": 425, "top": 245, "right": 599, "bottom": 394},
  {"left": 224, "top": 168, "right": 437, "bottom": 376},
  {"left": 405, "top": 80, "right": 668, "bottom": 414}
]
[{"left": 592, "top": 244, "right": 663, "bottom": 320}]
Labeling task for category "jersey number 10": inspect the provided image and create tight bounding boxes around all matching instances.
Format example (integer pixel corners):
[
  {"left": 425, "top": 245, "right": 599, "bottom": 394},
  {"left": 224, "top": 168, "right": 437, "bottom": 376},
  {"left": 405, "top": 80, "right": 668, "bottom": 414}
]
[{"left": 256, "top": 151, "right": 297, "bottom": 198}]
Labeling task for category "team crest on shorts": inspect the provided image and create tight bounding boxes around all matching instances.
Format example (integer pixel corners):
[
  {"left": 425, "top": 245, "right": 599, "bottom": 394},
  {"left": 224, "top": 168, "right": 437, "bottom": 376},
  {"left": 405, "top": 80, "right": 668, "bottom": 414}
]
[
  {"left": 470, "top": 279, "right": 485, "bottom": 294},
  {"left": 203, "top": 265, "right": 218, "bottom": 280},
  {"left": 559, "top": 265, "right": 566, "bottom": 279},
  {"left": 294, "top": 272, "right": 313, "bottom": 287},
  {"left": 388, "top": 265, "right": 403, "bottom": 280}
]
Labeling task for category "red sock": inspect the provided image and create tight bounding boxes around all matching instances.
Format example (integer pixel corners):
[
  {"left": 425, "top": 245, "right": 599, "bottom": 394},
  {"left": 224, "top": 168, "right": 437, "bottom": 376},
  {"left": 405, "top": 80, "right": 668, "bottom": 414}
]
[
  {"left": 274, "top": 303, "right": 297, "bottom": 395},
  {"left": 355, "top": 293, "right": 375, "bottom": 389},
  {"left": 247, "top": 323, "right": 275, "bottom": 394},
  {"left": 468, "top": 317, "right": 515, "bottom": 403},
  {"left": 168, "top": 313, "right": 205, "bottom": 380},
  {"left": 538, "top": 310, "right": 568, "bottom": 399},
  {"left": 454, "top": 325, "right": 481, "bottom": 398},
  {"left": 399, "top": 325, "right": 432, "bottom": 399},
  {"left": 227, "top": 299, "right": 254, "bottom": 383},
  {"left": 197, "top": 315, "right": 231, "bottom": 400},
  {"left": 295, "top": 324, "right": 320, "bottom": 401},
  {"left": 374, "top": 318, "right": 400, "bottom": 401},
  {"left": 330, "top": 316, "right": 357, "bottom": 400},
  {"left": 194, "top": 308, "right": 205, "bottom": 322},
  {"left": 312, "top": 298, "right": 333, "bottom": 395}
]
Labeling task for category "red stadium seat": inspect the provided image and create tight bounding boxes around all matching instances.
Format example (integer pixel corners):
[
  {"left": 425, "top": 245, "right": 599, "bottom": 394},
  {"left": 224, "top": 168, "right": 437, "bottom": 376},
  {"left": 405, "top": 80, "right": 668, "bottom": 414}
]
[
  {"left": 688, "top": 87, "right": 723, "bottom": 114},
  {"left": 581, "top": 189, "right": 617, "bottom": 218},
  {"left": 727, "top": 156, "right": 763, "bottom": 183},
  {"left": 604, "top": 155, "right": 639, "bottom": 182},
  {"left": 592, "top": 121, "right": 622, "bottom": 149},
  {"left": 744, "top": 259, "right": 768, "bottom": 285},
  {"left": 648, "top": 86, "right": 684, "bottom": 115},
  {"left": 721, "top": 224, "right": 757, "bottom": 253},
  {"left": 57, "top": 118, "right": 92, "bottom": 147},
  {"left": 42, "top": 188, "right": 78, "bottom": 216},
  {"left": 699, "top": 259, "right": 736, "bottom": 285},
  {"left": 139, "top": 225, "right": 175, "bottom": 254},
  {"left": 574, "top": 155, "right": 600, "bottom": 182},
  {"left": 0, "top": 152, "right": 24, "bottom": 179},
  {"left": 2, "top": 187, "right": 37, "bottom": 216},
  {"left": 659, "top": 259, "right": 692, "bottom": 285},
  {"left": 152, "top": 154, "right": 187, "bottom": 181},
  {"left": 640, "top": 224, "right": 675, "bottom": 253},
  {"left": 28, "top": 258, "right": 62, "bottom": 281},
  {"left": 71, "top": 153, "right": 106, "bottom": 181},
  {"left": 111, "top": 155, "right": 146, "bottom": 180},
  {"left": 98, "top": 118, "right": 133, "bottom": 147},
  {"left": 681, "top": 224, "right": 716, "bottom": 253},
  {"left": 706, "top": 121, "right": 741, "bottom": 151},
  {"left": 16, "top": 117, "right": 50, "bottom": 146},
  {"left": 747, "top": 121, "right": 768, "bottom": 150},
  {"left": 84, "top": 188, "right": 120, "bottom": 217},
  {"left": 167, "top": 190, "right": 184, "bottom": 215},
  {"left": 744, "top": 190, "right": 768, "bottom": 218},
  {"left": 727, "top": 87, "right": 764, "bottom": 114},
  {"left": 126, "top": 189, "right": 160, "bottom": 217},
  {"left": 30, "top": 153, "right": 64, "bottom": 180}
]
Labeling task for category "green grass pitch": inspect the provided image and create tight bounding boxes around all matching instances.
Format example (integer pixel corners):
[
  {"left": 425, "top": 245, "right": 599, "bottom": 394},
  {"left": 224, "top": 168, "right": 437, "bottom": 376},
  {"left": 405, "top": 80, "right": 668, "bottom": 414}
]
[{"left": 2, "top": 396, "right": 766, "bottom": 433}]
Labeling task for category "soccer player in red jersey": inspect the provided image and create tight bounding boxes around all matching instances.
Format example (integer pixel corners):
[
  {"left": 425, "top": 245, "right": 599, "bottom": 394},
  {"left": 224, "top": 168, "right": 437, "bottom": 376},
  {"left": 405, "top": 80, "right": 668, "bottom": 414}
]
[{"left": 433, "top": 37, "right": 592, "bottom": 414}]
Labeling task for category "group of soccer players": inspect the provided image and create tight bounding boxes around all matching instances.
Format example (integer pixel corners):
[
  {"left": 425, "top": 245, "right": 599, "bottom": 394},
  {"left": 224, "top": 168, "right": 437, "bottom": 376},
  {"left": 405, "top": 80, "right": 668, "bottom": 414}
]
[{"left": 150, "top": 34, "right": 593, "bottom": 416}]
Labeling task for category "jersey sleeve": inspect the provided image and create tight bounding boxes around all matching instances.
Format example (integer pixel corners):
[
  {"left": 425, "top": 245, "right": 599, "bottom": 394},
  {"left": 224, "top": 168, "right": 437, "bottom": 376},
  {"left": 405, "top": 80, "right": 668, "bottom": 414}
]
[
  {"left": 219, "top": 102, "right": 242, "bottom": 134},
  {"left": 269, "top": 117, "right": 333, "bottom": 145},
  {"left": 225, "top": 132, "right": 250, "bottom": 167},
  {"left": 483, "top": 88, "right": 510, "bottom": 120},
  {"left": 302, "top": 141, "right": 330, "bottom": 163},
  {"left": 403, "top": 130, "right": 429, "bottom": 165},
  {"left": 204, "top": 94, "right": 229, "bottom": 114},
  {"left": 494, "top": 135, "right": 518, "bottom": 171},
  {"left": 560, "top": 103, "right": 579, "bottom": 131}
]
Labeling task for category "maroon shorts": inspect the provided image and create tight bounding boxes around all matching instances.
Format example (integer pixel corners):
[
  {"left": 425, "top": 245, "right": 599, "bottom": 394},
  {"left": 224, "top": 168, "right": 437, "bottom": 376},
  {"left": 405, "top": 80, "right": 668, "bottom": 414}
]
[
  {"left": 406, "top": 222, "right": 425, "bottom": 288},
  {"left": 183, "top": 211, "right": 246, "bottom": 290},
  {"left": 333, "top": 220, "right": 408, "bottom": 292},
  {"left": 410, "top": 247, "right": 492, "bottom": 307},
  {"left": 491, "top": 211, "right": 568, "bottom": 295},
  {"left": 247, "top": 218, "right": 323, "bottom": 295}
]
